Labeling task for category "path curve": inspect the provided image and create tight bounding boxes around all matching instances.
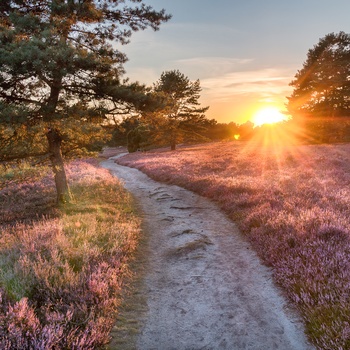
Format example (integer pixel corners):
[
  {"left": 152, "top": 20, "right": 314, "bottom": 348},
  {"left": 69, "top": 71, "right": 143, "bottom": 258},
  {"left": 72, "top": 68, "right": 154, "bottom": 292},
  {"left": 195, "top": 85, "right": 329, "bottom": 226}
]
[{"left": 101, "top": 156, "right": 313, "bottom": 350}]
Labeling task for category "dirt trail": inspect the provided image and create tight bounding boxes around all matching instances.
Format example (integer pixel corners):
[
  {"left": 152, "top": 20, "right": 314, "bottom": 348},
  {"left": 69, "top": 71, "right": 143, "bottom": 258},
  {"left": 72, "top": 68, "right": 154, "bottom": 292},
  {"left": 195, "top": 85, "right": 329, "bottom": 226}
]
[{"left": 101, "top": 155, "right": 313, "bottom": 350}]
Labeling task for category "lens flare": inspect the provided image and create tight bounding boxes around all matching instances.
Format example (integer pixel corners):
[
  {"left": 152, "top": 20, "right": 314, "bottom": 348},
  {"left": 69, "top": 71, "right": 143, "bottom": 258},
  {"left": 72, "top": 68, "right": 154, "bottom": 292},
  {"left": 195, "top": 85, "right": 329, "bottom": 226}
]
[{"left": 253, "top": 107, "right": 286, "bottom": 127}]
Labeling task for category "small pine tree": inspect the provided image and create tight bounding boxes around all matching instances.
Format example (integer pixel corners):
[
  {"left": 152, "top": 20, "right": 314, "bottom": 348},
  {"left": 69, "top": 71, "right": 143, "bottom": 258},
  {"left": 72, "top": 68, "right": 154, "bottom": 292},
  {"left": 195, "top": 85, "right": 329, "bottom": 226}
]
[{"left": 152, "top": 70, "right": 209, "bottom": 150}]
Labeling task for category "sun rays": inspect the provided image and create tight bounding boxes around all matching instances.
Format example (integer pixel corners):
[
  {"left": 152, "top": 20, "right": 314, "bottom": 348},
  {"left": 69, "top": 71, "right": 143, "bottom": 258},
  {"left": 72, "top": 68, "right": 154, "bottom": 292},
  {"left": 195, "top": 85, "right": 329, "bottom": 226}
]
[{"left": 252, "top": 107, "right": 287, "bottom": 127}]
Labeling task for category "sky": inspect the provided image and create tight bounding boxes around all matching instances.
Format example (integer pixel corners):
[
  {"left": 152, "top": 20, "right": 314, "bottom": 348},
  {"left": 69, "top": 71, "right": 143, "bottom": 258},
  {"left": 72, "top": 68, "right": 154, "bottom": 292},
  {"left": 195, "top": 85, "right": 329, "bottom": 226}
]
[{"left": 121, "top": 0, "right": 350, "bottom": 124}]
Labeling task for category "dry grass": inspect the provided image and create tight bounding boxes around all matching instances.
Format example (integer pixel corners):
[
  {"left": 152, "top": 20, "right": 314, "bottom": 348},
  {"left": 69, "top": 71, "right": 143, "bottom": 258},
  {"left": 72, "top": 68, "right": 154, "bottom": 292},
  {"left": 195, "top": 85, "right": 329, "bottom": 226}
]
[
  {"left": 0, "top": 158, "right": 141, "bottom": 349},
  {"left": 117, "top": 136, "right": 350, "bottom": 350}
]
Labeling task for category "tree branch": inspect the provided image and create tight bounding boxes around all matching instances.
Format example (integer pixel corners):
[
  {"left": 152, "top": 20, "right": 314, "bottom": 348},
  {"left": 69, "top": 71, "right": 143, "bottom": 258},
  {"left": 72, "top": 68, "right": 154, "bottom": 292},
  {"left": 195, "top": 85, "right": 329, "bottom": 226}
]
[{"left": 0, "top": 151, "right": 48, "bottom": 163}]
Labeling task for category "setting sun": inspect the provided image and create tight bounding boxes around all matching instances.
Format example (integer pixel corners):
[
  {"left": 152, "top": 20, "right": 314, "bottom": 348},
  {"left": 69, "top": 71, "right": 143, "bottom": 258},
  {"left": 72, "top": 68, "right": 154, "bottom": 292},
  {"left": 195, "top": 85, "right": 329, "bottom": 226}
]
[{"left": 252, "top": 107, "right": 287, "bottom": 127}]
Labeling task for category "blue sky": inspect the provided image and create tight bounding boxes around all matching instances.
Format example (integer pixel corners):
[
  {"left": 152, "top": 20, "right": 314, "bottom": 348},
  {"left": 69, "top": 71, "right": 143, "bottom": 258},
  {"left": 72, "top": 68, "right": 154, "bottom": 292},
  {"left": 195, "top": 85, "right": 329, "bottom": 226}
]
[{"left": 122, "top": 0, "right": 350, "bottom": 123}]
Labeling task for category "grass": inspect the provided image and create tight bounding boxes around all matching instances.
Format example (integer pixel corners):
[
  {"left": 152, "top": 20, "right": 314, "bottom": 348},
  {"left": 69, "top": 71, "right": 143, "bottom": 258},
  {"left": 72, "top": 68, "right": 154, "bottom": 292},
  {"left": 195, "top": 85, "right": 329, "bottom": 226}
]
[
  {"left": 0, "top": 158, "right": 141, "bottom": 349},
  {"left": 0, "top": 161, "right": 50, "bottom": 185},
  {"left": 107, "top": 217, "right": 150, "bottom": 350},
  {"left": 116, "top": 137, "right": 350, "bottom": 350}
]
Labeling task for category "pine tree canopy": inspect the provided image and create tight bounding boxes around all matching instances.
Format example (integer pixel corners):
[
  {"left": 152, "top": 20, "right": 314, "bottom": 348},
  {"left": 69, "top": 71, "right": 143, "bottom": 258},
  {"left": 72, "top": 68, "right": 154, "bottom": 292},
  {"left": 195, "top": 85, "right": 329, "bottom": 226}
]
[
  {"left": 0, "top": 0, "right": 171, "bottom": 161},
  {"left": 287, "top": 31, "right": 350, "bottom": 118}
]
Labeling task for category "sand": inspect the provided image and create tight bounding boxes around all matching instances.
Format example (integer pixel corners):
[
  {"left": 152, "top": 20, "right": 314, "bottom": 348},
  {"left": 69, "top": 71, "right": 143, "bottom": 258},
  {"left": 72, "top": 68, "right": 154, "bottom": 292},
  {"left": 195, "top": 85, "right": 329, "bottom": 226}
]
[{"left": 101, "top": 154, "right": 313, "bottom": 350}]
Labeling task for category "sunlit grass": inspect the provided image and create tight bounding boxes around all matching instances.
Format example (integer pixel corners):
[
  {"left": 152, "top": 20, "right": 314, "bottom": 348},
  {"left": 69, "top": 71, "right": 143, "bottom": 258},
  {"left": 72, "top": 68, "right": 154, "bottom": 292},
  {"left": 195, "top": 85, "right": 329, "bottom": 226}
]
[
  {"left": 117, "top": 138, "right": 350, "bottom": 349},
  {"left": 0, "top": 159, "right": 141, "bottom": 349},
  {"left": 0, "top": 161, "right": 50, "bottom": 187}
]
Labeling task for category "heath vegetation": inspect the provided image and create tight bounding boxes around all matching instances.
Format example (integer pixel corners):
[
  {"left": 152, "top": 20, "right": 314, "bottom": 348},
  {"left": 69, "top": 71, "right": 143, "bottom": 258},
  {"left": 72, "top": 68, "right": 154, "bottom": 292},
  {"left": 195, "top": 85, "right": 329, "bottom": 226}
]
[
  {"left": 1, "top": 1, "right": 350, "bottom": 348},
  {"left": 0, "top": 159, "right": 141, "bottom": 349},
  {"left": 117, "top": 137, "right": 350, "bottom": 349}
]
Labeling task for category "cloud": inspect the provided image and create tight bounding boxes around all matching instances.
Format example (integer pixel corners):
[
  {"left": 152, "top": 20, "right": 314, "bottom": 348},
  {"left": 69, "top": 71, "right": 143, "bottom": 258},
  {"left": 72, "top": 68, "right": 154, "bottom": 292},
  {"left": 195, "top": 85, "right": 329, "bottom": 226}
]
[
  {"left": 201, "top": 67, "right": 295, "bottom": 103},
  {"left": 170, "top": 57, "right": 254, "bottom": 79},
  {"left": 191, "top": 64, "right": 298, "bottom": 122},
  {"left": 123, "top": 52, "right": 297, "bottom": 123},
  {"left": 125, "top": 55, "right": 257, "bottom": 86}
]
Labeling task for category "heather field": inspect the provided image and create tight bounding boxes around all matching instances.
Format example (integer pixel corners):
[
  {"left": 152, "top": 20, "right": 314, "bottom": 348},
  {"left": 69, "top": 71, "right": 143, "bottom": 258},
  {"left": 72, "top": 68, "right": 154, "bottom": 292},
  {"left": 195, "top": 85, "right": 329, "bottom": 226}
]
[
  {"left": 0, "top": 159, "right": 140, "bottom": 349},
  {"left": 117, "top": 139, "right": 350, "bottom": 349}
]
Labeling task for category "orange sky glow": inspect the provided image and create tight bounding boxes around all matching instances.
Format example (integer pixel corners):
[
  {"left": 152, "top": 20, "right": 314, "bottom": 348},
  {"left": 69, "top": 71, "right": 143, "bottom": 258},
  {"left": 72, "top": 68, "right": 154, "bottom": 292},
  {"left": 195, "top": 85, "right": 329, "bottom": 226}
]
[
  {"left": 122, "top": 1, "right": 350, "bottom": 126},
  {"left": 198, "top": 66, "right": 294, "bottom": 125}
]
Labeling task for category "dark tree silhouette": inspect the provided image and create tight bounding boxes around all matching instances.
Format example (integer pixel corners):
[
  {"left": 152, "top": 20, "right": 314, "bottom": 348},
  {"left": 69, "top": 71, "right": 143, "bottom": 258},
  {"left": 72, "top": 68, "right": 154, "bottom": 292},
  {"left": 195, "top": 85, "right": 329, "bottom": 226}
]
[{"left": 287, "top": 32, "right": 350, "bottom": 118}]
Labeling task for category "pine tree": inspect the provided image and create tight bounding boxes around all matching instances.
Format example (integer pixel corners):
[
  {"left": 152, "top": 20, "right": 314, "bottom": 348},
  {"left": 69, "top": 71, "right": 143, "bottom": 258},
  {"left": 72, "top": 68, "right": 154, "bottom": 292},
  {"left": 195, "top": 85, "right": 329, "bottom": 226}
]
[
  {"left": 0, "top": 0, "right": 170, "bottom": 203},
  {"left": 153, "top": 70, "right": 209, "bottom": 150},
  {"left": 287, "top": 32, "right": 350, "bottom": 118}
]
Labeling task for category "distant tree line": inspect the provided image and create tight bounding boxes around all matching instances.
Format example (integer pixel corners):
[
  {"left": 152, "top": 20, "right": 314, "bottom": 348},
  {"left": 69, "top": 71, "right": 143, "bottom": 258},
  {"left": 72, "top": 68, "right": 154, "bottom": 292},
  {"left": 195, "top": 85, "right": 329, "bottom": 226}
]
[{"left": 110, "top": 114, "right": 256, "bottom": 150}]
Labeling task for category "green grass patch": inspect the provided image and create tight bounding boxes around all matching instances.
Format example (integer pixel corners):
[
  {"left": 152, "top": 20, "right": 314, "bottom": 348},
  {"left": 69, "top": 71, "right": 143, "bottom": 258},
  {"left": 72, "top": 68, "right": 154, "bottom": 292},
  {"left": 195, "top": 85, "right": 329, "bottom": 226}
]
[{"left": 0, "top": 159, "right": 141, "bottom": 349}]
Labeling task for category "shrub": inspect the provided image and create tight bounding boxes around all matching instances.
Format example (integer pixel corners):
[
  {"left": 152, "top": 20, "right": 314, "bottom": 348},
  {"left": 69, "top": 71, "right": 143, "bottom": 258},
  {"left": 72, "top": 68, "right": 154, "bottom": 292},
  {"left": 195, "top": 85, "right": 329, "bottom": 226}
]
[{"left": 0, "top": 159, "right": 140, "bottom": 348}]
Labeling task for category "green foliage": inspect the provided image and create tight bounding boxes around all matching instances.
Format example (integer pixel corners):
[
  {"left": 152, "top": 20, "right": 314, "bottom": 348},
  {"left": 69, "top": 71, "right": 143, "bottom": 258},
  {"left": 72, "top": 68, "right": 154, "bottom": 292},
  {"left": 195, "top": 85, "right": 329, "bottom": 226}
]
[
  {"left": 0, "top": 159, "right": 141, "bottom": 347},
  {"left": 200, "top": 119, "right": 238, "bottom": 141},
  {"left": 127, "top": 129, "right": 140, "bottom": 153},
  {"left": 114, "top": 117, "right": 242, "bottom": 145},
  {"left": 0, "top": 161, "right": 49, "bottom": 187},
  {"left": 0, "top": 123, "right": 47, "bottom": 162},
  {"left": 287, "top": 32, "right": 350, "bottom": 118},
  {"left": 147, "top": 69, "right": 210, "bottom": 150},
  {"left": 111, "top": 116, "right": 141, "bottom": 147},
  {"left": 0, "top": 1, "right": 170, "bottom": 201},
  {"left": 0, "top": 0, "right": 171, "bottom": 160},
  {"left": 291, "top": 117, "right": 350, "bottom": 144}
]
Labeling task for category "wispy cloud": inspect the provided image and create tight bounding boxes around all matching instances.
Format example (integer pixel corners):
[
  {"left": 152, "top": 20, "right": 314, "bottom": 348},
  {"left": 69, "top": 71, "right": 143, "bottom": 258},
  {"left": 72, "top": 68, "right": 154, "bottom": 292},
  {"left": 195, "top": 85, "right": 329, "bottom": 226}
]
[
  {"left": 164, "top": 56, "right": 295, "bottom": 105},
  {"left": 201, "top": 67, "right": 295, "bottom": 103},
  {"left": 170, "top": 57, "right": 254, "bottom": 79},
  {"left": 124, "top": 53, "right": 297, "bottom": 123},
  {"left": 193, "top": 62, "right": 297, "bottom": 122}
]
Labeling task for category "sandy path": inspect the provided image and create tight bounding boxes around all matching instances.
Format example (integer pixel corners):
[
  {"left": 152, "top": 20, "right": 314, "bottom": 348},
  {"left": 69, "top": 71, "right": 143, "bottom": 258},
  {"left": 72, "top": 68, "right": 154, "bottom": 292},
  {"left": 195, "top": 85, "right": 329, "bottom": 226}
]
[{"left": 101, "top": 156, "right": 313, "bottom": 350}]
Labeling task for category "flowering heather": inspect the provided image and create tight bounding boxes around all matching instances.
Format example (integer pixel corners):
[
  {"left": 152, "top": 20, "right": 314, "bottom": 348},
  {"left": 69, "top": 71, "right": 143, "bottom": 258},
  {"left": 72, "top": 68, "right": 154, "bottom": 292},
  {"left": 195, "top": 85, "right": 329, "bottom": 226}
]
[
  {"left": 117, "top": 139, "right": 350, "bottom": 349},
  {"left": 0, "top": 159, "right": 140, "bottom": 349}
]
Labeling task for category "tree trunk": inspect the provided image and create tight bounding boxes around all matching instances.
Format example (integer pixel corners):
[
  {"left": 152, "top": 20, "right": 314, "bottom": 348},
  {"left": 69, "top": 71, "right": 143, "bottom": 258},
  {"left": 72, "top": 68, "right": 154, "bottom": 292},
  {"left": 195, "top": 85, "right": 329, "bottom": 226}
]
[
  {"left": 46, "top": 128, "right": 72, "bottom": 205},
  {"left": 170, "top": 141, "right": 176, "bottom": 150}
]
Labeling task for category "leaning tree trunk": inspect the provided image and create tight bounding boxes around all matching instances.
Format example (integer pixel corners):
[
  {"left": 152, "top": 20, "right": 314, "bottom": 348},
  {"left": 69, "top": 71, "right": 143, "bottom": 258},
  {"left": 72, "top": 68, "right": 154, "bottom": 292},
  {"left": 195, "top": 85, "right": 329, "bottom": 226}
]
[{"left": 46, "top": 128, "right": 72, "bottom": 205}]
